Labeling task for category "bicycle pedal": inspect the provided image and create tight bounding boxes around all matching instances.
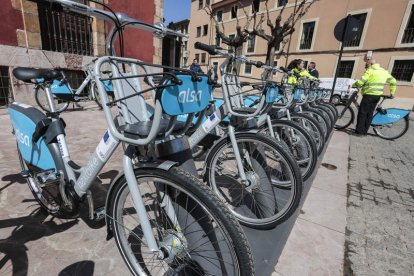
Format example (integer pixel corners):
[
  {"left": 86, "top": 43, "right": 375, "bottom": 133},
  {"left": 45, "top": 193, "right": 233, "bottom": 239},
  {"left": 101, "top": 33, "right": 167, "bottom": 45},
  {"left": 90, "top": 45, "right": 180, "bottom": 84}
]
[
  {"left": 94, "top": 206, "right": 106, "bottom": 221},
  {"left": 20, "top": 170, "right": 31, "bottom": 178}
]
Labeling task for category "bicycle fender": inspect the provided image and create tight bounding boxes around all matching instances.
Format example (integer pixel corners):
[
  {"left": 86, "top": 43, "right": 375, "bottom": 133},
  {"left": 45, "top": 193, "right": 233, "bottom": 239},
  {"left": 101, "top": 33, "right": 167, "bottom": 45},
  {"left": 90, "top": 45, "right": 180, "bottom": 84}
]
[
  {"left": 104, "top": 160, "right": 178, "bottom": 240},
  {"left": 371, "top": 108, "right": 410, "bottom": 125}
]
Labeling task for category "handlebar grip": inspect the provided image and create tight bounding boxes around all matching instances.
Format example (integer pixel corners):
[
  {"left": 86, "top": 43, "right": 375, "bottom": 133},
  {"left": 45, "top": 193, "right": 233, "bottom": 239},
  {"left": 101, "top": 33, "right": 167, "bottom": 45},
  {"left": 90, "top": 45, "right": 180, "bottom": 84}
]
[
  {"left": 246, "top": 60, "right": 264, "bottom": 68},
  {"left": 194, "top": 42, "right": 218, "bottom": 55}
]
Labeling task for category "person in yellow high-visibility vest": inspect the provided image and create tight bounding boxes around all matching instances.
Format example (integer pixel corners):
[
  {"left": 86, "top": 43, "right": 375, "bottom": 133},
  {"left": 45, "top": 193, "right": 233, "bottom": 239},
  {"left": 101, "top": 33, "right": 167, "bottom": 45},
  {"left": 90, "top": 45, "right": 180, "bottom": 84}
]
[
  {"left": 352, "top": 59, "right": 397, "bottom": 135},
  {"left": 287, "top": 59, "right": 318, "bottom": 85}
]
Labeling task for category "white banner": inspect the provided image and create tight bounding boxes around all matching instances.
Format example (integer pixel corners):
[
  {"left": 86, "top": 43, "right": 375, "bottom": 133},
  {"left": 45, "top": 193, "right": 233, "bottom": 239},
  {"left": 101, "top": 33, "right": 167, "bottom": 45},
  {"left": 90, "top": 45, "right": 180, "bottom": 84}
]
[{"left": 318, "top": 78, "right": 356, "bottom": 92}]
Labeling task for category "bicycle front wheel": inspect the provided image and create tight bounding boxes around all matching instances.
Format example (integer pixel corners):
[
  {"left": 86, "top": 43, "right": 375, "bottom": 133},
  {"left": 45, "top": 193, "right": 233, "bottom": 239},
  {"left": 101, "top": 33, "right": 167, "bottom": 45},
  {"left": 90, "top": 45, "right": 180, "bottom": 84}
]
[
  {"left": 108, "top": 167, "right": 254, "bottom": 276},
  {"left": 35, "top": 86, "right": 70, "bottom": 113},
  {"left": 335, "top": 103, "right": 354, "bottom": 129},
  {"left": 373, "top": 116, "right": 409, "bottom": 140},
  {"left": 205, "top": 132, "right": 302, "bottom": 229}
]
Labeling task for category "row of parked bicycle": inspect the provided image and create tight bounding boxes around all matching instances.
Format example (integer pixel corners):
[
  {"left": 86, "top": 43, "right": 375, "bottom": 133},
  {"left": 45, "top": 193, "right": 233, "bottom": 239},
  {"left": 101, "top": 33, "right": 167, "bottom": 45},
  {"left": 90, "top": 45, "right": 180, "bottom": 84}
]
[{"left": 8, "top": 1, "right": 407, "bottom": 275}]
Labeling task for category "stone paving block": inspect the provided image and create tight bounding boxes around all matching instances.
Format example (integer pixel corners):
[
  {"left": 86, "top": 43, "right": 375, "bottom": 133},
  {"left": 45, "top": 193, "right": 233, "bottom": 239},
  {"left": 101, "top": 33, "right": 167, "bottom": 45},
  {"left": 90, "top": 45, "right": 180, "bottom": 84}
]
[
  {"left": 299, "top": 187, "right": 347, "bottom": 233},
  {"left": 275, "top": 218, "right": 344, "bottom": 276},
  {"left": 345, "top": 117, "right": 414, "bottom": 276}
]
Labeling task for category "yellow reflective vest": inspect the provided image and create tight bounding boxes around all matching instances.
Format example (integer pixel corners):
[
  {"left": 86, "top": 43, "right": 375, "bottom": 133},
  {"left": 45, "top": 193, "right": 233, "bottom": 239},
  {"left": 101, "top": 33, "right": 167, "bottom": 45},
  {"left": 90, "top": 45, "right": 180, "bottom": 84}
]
[
  {"left": 352, "top": 63, "right": 397, "bottom": 95},
  {"left": 287, "top": 68, "right": 318, "bottom": 85}
]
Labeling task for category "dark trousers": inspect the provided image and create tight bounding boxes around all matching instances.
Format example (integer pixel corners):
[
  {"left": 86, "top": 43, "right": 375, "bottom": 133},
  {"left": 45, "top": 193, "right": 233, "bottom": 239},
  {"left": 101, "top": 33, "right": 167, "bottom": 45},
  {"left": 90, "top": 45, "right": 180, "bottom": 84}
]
[{"left": 356, "top": 95, "right": 381, "bottom": 134}]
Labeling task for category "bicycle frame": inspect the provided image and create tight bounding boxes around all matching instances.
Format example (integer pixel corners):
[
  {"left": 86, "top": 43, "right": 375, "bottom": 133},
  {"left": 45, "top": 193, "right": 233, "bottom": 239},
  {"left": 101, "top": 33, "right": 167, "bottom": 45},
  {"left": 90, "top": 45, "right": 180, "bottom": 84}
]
[{"left": 41, "top": 77, "right": 183, "bottom": 254}]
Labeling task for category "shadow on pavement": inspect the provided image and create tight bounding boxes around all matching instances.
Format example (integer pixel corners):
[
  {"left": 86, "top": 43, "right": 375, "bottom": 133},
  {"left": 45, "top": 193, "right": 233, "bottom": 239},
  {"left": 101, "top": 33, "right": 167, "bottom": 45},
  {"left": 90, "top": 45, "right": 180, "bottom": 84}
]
[
  {"left": 59, "top": 260, "right": 95, "bottom": 276},
  {"left": 0, "top": 173, "right": 26, "bottom": 193},
  {"left": 0, "top": 208, "right": 79, "bottom": 276}
]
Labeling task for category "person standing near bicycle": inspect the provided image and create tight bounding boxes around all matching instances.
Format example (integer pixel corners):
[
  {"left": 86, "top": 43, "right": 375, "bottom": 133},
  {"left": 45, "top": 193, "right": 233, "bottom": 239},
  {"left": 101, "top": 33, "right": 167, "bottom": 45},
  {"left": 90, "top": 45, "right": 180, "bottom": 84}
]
[
  {"left": 352, "top": 58, "right": 397, "bottom": 135},
  {"left": 308, "top": 62, "right": 319, "bottom": 78},
  {"left": 189, "top": 58, "right": 204, "bottom": 74},
  {"left": 287, "top": 59, "right": 319, "bottom": 84}
]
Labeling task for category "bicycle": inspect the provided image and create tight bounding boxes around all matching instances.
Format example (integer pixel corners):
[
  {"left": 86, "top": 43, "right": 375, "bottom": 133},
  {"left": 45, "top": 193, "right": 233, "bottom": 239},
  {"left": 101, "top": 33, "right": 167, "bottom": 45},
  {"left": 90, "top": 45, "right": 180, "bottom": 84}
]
[
  {"left": 335, "top": 88, "right": 410, "bottom": 140},
  {"left": 232, "top": 64, "right": 320, "bottom": 183},
  {"left": 8, "top": 6, "right": 254, "bottom": 273},
  {"left": 34, "top": 65, "right": 114, "bottom": 113}
]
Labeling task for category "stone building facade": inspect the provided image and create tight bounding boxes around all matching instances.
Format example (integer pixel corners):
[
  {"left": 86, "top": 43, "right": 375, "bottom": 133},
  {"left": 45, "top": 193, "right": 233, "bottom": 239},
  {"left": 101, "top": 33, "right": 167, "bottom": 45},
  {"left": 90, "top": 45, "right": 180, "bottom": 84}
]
[
  {"left": 188, "top": 0, "right": 414, "bottom": 99},
  {"left": 0, "top": 0, "right": 163, "bottom": 108}
]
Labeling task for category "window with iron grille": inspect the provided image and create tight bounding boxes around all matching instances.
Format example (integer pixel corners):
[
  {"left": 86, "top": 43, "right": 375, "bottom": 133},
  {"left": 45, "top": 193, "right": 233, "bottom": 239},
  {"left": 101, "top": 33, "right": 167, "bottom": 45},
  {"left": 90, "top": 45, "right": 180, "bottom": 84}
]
[
  {"left": 337, "top": 60, "right": 355, "bottom": 78},
  {"left": 217, "top": 10, "right": 223, "bottom": 22},
  {"left": 195, "top": 54, "right": 200, "bottom": 62},
  {"left": 203, "top": 25, "right": 208, "bottom": 36},
  {"left": 252, "top": 0, "right": 260, "bottom": 13},
  {"left": 343, "top": 13, "right": 367, "bottom": 47},
  {"left": 391, "top": 60, "right": 414, "bottom": 82},
  {"left": 245, "top": 64, "right": 252, "bottom": 74},
  {"left": 198, "top": 0, "right": 203, "bottom": 10},
  {"left": 0, "top": 66, "right": 12, "bottom": 108},
  {"left": 299, "top": 21, "right": 315, "bottom": 50},
  {"left": 278, "top": 0, "right": 288, "bottom": 7},
  {"left": 231, "top": 5, "right": 238, "bottom": 19},
  {"left": 206, "top": 0, "right": 210, "bottom": 6},
  {"left": 37, "top": 1, "right": 93, "bottom": 56},
  {"left": 402, "top": 5, "right": 414, "bottom": 44},
  {"left": 197, "top": 26, "right": 201, "bottom": 37},
  {"left": 201, "top": 53, "right": 206, "bottom": 64},
  {"left": 247, "top": 35, "right": 255, "bottom": 53}
]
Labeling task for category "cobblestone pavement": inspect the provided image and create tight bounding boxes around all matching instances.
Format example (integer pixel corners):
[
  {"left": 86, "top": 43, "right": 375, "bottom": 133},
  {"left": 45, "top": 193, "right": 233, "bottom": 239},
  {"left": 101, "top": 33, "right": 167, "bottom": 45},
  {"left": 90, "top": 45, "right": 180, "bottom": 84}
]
[{"left": 345, "top": 117, "right": 414, "bottom": 276}]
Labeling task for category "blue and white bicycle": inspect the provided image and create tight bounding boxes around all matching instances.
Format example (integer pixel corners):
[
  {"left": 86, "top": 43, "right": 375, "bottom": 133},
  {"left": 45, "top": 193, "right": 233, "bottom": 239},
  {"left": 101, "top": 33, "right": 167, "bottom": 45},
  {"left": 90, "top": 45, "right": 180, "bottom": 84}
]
[
  {"left": 34, "top": 64, "right": 114, "bottom": 113},
  {"left": 335, "top": 89, "right": 410, "bottom": 140}
]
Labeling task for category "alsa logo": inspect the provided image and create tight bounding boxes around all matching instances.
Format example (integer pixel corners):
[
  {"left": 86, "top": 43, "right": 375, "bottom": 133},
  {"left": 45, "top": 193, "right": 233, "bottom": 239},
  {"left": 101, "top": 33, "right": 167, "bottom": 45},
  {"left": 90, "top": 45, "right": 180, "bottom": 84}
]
[
  {"left": 178, "top": 89, "right": 202, "bottom": 104},
  {"left": 387, "top": 113, "right": 401, "bottom": 119},
  {"left": 15, "top": 128, "right": 30, "bottom": 147}
]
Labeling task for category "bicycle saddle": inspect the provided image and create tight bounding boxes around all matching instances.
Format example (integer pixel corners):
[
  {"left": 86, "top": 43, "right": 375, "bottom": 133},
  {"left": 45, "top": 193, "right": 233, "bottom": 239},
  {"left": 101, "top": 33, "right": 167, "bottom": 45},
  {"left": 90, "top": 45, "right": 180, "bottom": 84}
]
[
  {"left": 13, "top": 67, "right": 62, "bottom": 83},
  {"left": 119, "top": 119, "right": 186, "bottom": 139}
]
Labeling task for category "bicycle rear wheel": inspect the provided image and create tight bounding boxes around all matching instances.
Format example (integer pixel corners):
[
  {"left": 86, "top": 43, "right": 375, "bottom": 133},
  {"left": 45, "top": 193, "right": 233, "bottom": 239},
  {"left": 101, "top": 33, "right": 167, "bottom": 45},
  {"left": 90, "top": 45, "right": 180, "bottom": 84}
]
[
  {"left": 35, "top": 86, "right": 70, "bottom": 113},
  {"left": 373, "top": 116, "right": 409, "bottom": 140},
  {"left": 205, "top": 132, "right": 302, "bottom": 229},
  {"left": 291, "top": 113, "right": 325, "bottom": 155},
  {"left": 108, "top": 167, "right": 254, "bottom": 275},
  {"left": 302, "top": 109, "right": 329, "bottom": 140},
  {"left": 261, "top": 120, "right": 318, "bottom": 182},
  {"left": 335, "top": 103, "right": 354, "bottom": 129},
  {"left": 17, "top": 144, "right": 79, "bottom": 218}
]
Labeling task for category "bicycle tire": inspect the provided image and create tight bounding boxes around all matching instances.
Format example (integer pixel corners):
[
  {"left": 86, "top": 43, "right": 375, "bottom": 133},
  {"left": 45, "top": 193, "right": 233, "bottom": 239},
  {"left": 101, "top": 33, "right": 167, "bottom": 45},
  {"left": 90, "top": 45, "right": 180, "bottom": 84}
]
[
  {"left": 290, "top": 113, "right": 325, "bottom": 155},
  {"left": 260, "top": 119, "right": 318, "bottom": 182},
  {"left": 205, "top": 132, "right": 302, "bottom": 229},
  {"left": 335, "top": 103, "right": 354, "bottom": 129},
  {"left": 319, "top": 102, "right": 338, "bottom": 123},
  {"left": 107, "top": 167, "right": 254, "bottom": 275},
  {"left": 311, "top": 105, "right": 333, "bottom": 131},
  {"left": 313, "top": 104, "right": 335, "bottom": 129},
  {"left": 17, "top": 143, "right": 79, "bottom": 218},
  {"left": 35, "top": 86, "right": 70, "bottom": 113},
  {"left": 330, "top": 95, "right": 341, "bottom": 105},
  {"left": 302, "top": 108, "right": 331, "bottom": 140},
  {"left": 373, "top": 116, "right": 409, "bottom": 140}
]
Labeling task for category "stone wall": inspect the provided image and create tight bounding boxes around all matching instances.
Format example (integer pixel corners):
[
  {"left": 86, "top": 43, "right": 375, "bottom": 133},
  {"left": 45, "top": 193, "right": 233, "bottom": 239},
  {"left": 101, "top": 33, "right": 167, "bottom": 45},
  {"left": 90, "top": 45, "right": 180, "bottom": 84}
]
[
  {"left": 0, "top": 44, "right": 94, "bottom": 106},
  {"left": 153, "top": 0, "right": 163, "bottom": 66}
]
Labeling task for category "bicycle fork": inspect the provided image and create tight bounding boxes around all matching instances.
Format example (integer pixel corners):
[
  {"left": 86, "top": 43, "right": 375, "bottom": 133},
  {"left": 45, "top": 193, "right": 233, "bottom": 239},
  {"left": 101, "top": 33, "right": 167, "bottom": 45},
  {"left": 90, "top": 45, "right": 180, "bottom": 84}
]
[{"left": 123, "top": 145, "right": 182, "bottom": 254}]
